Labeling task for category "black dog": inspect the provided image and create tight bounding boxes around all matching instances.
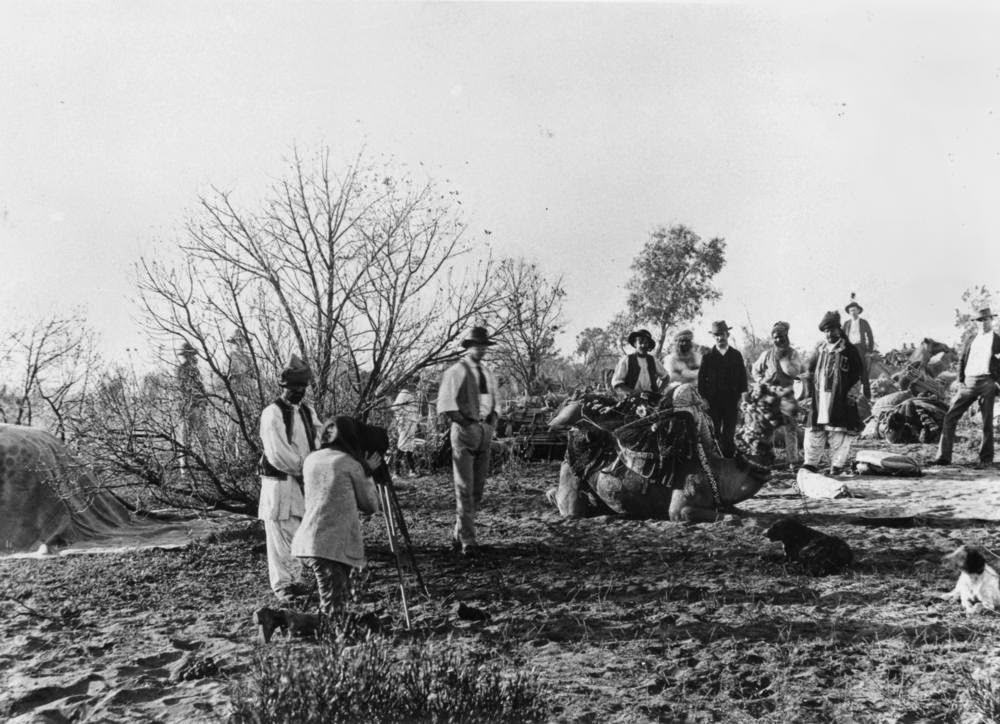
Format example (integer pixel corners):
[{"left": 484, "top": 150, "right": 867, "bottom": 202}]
[{"left": 765, "top": 517, "right": 853, "bottom": 576}]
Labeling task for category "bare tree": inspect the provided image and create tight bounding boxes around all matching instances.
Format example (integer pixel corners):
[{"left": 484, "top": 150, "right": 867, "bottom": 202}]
[
  {"left": 489, "top": 258, "right": 566, "bottom": 396},
  {"left": 88, "top": 148, "right": 510, "bottom": 510},
  {"left": 0, "top": 313, "right": 100, "bottom": 440}
]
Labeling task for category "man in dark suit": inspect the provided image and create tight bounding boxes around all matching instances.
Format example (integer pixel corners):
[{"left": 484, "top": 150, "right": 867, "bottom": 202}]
[
  {"left": 698, "top": 320, "right": 748, "bottom": 457},
  {"left": 930, "top": 307, "right": 1000, "bottom": 469}
]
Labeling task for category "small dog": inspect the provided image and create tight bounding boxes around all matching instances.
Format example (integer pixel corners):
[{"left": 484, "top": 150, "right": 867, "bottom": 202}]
[
  {"left": 941, "top": 545, "right": 1000, "bottom": 615},
  {"left": 764, "top": 517, "right": 854, "bottom": 576}
]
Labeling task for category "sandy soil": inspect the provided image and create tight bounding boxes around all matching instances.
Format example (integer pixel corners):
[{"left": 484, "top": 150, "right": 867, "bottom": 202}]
[{"left": 3, "top": 440, "right": 1000, "bottom": 723}]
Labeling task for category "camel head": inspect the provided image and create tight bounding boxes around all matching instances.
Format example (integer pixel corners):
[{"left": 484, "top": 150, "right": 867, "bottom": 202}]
[
  {"left": 548, "top": 393, "right": 625, "bottom": 431},
  {"left": 548, "top": 399, "right": 583, "bottom": 430},
  {"left": 695, "top": 452, "right": 771, "bottom": 505}
]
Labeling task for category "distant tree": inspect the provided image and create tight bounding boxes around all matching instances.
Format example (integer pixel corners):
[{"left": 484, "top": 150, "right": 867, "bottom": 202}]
[
  {"left": 490, "top": 258, "right": 566, "bottom": 396},
  {"left": 574, "top": 326, "right": 619, "bottom": 385},
  {"left": 0, "top": 312, "right": 100, "bottom": 440},
  {"left": 624, "top": 224, "right": 726, "bottom": 353},
  {"left": 955, "top": 285, "right": 997, "bottom": 349}
]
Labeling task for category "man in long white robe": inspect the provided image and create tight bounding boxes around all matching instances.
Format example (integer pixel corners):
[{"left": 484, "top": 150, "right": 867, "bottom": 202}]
[{"left": 258, "top": 355, "right": 320, "bottom": 600}]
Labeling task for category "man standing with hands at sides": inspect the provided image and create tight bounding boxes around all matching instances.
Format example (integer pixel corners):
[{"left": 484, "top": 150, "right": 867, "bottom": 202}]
[
  {"left": 698, "top": 320, "right": 748, "bottom": 458},
  {"left": 611, "top": 328, "right": 668, "bottom": 397},
  {"left": 258, "top": 355, "right": 321, "bottom": 602},
  {"left": 842, "top": 293, "right": 875, "bottom": 399},
  {"left": 801, "top": 311, "right": 864, "bottom": 475},
  {"left": 437, "top": 327, "right": 499, "bottom": 558},
  {"left": 931, "top": 307, "right": 1000, "bottom": 469}
]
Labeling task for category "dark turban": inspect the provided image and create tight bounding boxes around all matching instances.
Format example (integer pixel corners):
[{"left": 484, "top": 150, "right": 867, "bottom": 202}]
[{"left": 818, "top": 311, "right": 841, "bottom": 332}]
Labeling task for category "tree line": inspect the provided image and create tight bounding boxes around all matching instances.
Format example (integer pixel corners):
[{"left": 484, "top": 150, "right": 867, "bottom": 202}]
[{"left": 2, "top": 147, "right": 730, "bottom": 513}]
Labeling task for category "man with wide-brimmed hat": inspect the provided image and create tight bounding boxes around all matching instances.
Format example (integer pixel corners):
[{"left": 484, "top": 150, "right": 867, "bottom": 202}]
[
  {"left": 930, "top": 307, "right": 1000, "bottom": 468},
  {"left": 258, "top": 354, "right": 321, "bottom": 601},
  {"left": 698, "top": 320, "right": 748, "bottom": 457},
  {"left": 611, "top": 328, "right": 668, "bottom": 397},
  {"left": 842, "top": 293, "right": 875, "bottom": 399},
  {"left": 800, "top": 311, "right": 864, "bottom": 475},
  {"left": 663, "top": 329, "right": 702, "bottom": 388},
  {"left": 751, "top": 321, "right": 804, "bottom": 469},
  {"left": 436, "top": 326, "right": 500, "bottom": 557}
]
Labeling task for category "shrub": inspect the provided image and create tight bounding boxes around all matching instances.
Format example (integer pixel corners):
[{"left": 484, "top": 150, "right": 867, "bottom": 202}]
[{"left": 229, "top": 634, "right": 548, "bottom": 723}]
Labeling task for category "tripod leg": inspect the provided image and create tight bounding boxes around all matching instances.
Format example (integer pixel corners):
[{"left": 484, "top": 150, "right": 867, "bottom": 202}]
[
  {"left": 388, "top": 484, "right": 430, "bottom": 596},
  {"left": 379, "top": 484, "right": 412, "bottom": 629}
]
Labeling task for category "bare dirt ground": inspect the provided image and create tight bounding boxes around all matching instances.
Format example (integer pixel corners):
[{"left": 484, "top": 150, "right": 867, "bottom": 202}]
[{"left": 4, "top": 440, "right": 1000, "bottom": 723}]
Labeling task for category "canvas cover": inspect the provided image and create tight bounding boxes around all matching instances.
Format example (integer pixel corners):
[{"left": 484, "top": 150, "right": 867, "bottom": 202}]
[{"left": 0, "top": 424, "right": 141, "bottom": 553}]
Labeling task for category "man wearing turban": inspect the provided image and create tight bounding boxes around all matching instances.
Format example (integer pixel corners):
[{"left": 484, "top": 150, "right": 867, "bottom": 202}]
[
  {"left": 751, "top": 321, "right": 804, "bottom": 469},
  {"left": 800, "top": 312, "right": 864, "bottom": 475},
  {"left": 663, "top": 329, "right": 702, "bottom": 388},
  {"left": 257, "top": 355, "right": 321, "bottom": 601}
]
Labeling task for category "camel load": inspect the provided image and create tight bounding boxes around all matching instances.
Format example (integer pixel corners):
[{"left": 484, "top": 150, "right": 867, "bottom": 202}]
[
  {"left": 546, "top": 386, "right": 770, "bottom": 522},
  {"left": 862, "top": 338, "right": 955, "bottom": 444}
]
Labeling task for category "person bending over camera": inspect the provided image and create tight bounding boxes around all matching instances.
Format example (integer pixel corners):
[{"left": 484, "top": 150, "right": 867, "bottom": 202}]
[{"left": 291, "top": 416, "right": 381, "bottom": 619}]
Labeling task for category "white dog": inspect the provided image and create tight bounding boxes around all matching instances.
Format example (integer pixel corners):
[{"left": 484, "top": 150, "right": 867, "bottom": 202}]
[{"left": 941, "top": 545, "right": 1000, "bottom": 615}]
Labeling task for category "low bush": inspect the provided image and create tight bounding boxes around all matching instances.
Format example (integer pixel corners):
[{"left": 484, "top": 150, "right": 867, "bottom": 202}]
[{"left": 229, "top": 633, "right": 548, "bottom": 724}]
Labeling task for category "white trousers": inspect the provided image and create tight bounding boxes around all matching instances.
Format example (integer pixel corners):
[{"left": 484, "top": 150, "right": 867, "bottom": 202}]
[
  {"left": 264, "top": 516, "right": 302, "bottom": 594},
  {"left": 804, "top": 428, "right": 854, "bottom": 470}
]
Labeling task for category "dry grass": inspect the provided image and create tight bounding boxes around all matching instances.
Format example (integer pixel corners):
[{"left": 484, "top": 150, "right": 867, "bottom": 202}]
[{"left": 3, "top": 448, "right": 1000, "bottom": 722}]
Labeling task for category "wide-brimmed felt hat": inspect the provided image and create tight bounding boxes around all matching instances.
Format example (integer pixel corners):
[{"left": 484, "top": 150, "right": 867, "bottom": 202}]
[
  {"left": 709, "top": 320, "right": 732, "bottom": 336},
  {"left": 627, "top": 329, "right": 655, "bottom": 347},
  {"left": 974, "top": 307, "right": 996, "bottom": 322},
  {"left": 819, "top": 310, "right": 842, "bottom": 331},
  {"left": 461, "top": 326, "right": 495, "bottom": 348},
  {"left": 845, "top": 292, "right": 863, "bottom": 314},
  {"left": 179, "top": 341, "right": 198, "bottom": 357},
  {"left": 279, "top": 354, "right": 313, "bottom": 388}
]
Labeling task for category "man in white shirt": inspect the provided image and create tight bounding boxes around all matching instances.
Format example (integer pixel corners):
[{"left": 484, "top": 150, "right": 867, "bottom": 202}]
[
  {"left": 436, "top": 327, "right": 499, "bottom": 558},
  {"left": 258, "top": 355, "right": 321, "bottom": 600},
  {"left": 391, "top": 376, "right": 422, "bottom": 478},
  {"left": 611, "top": 329, "right": 668, "bottom": 397},
  {"left": 843, "top": 294, "right": 875, "bottom": 399},
  {"left": 931, "top": 307, "right": 1000, "bottom": 468}
]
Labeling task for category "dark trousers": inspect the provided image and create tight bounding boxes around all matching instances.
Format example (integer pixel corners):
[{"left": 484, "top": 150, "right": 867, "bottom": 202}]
[
  {"left": 855, "top": 343, "right": 872, "bottom": 398},
  {"left": 708, "top": 397, "right": 740, "bottom": 458},
  {"left": 937, "top": 375, "right": 997, "bottom": 463},
  {"left": 302, "top": 557, "right": 352, "bottom": 618}
]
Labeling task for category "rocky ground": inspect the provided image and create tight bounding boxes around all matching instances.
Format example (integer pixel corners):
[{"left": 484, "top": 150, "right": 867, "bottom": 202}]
[{"left": 4, "top": 440, "right": 1000, "bottom": 723}]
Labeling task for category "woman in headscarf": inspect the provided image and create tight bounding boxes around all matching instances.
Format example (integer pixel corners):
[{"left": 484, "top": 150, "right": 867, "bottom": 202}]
[{"left": 291, "top": 415, "right": 381, "bottom": 619}]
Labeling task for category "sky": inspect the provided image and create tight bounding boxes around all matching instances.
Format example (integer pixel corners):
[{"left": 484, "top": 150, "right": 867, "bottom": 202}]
[{"left": 3, "top": 2, "right": 1000, "bottom": 365}]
